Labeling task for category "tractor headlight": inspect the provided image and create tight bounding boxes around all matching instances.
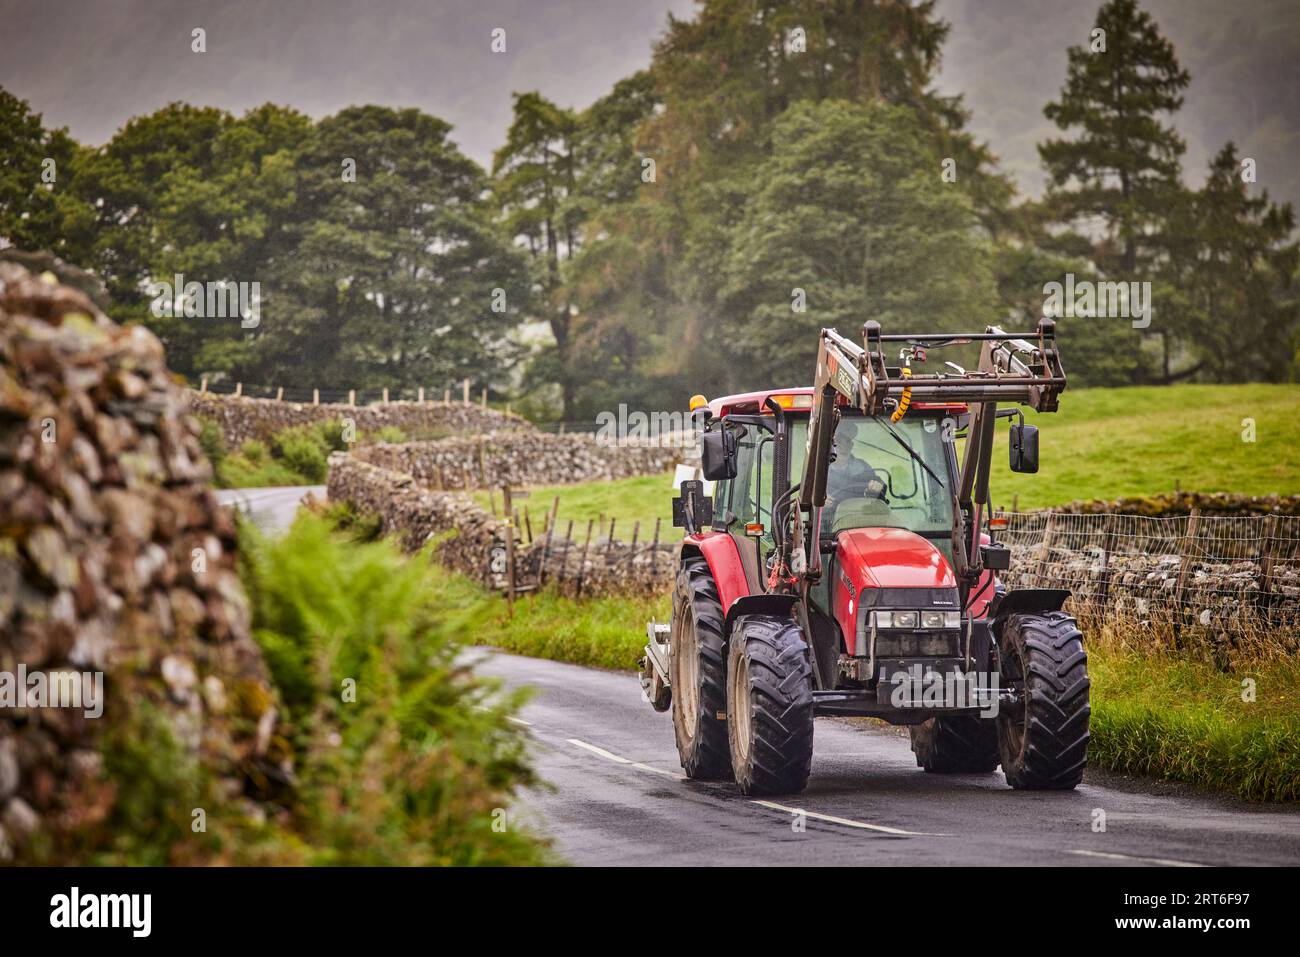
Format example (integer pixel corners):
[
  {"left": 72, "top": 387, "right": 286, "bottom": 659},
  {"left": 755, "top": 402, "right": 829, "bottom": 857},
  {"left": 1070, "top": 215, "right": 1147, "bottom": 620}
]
[
  {"left": 891, "top": 611, "right": 919, "bottom": 629},
  {"left": 921, "top": 611, "right": 946, "bottom": 629}
]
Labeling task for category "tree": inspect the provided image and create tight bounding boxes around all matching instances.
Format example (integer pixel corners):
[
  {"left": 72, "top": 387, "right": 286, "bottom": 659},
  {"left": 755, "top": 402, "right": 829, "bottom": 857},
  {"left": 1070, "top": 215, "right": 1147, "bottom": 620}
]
[
  {"left": 1172, "top": 144, "right": 1298, "bottom": 381},
  {"left": 716, "top": 99, "right": 998, "bottom": 387},
  {"left": 264, "top": 105, "right": 531, "bottom": 393},
  {"left": 0, "top": 88, "right": 93, "bottom": 263},
  {"left": 1039, "top": 0, "right": 1190, "bottom": 276},
  {"left": 491, "top": 93, "right": 582, "bottom": 418}
]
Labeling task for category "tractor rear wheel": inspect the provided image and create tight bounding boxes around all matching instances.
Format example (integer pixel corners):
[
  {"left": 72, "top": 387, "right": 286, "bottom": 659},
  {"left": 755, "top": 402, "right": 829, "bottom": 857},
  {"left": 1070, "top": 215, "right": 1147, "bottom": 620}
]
[
  {"left": 726, "top": 614, "right": 814, "bottom": 796},
  {"left": 995, "top": 611, "right": 1090, "bottom": 790},
  {"left": 909, "top": 715, "right": 999, "bottom": 773},
  {"left": 670, "top": 557, "right": 732, "bottom": 780}
]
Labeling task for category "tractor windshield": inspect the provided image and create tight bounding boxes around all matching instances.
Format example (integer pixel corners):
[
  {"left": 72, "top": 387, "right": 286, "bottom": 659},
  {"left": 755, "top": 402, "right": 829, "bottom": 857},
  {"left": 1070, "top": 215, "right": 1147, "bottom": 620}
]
[{"left": 791, "top": 414, "right": 952, "bottom": 538}]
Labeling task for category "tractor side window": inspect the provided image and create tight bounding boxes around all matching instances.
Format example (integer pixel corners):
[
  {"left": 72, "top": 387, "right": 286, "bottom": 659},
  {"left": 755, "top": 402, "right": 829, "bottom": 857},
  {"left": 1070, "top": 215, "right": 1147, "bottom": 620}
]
[{"left": 736, "top": 436, "right": 774, "bottom": 533}]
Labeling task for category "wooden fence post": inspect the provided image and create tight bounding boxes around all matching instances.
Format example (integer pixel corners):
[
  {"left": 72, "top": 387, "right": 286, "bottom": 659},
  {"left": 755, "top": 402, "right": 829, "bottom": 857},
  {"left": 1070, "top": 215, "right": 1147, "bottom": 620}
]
[
  {"left": 234, "top": 382, "right": 243, "bottom": 397},
  {"left": 200, "top": 376, "right": 208, "bottom": 393},
  {"left": 275, "top": 386, "right": 284, "bottom": 401},
  {"left": 418, "top": 386, "right": 425, "bottom": 404},
  {"left": 503, "top": 486, "right": 515, "bottom": 615},
  {"left": 382, "top": 387, "right": 389, "bottom": 404},
  {"left": 462, "top": 379, "right": 470, "bottom": 405},
  {"left": 539, "top": 505, "right": 557, "bottom": 585},
  {"left": 1173, "top": 507, "right": 1202, "bottom": 612},
  {"left": 577, "top": 520, "right": 594, "bottom": 597},
  {"left": 1037, "top": 513, "right": 1058, "bottom": 583},
  {"left": 313, "top": 388, "right": 320, "bottom": 405},
  {"left": 348, "top": 389, "right": 355, "bottom": 407},
  {"left": 1259, "top": 514, "right": 1281, "bottom": 619},
  {"left": 1096, "top": 514, "right": 1118, "bottom": 608}
]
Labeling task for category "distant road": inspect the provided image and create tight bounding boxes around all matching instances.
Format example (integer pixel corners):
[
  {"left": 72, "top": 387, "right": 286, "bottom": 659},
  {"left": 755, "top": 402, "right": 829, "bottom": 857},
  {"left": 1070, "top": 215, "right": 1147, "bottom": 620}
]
[
  {"left": 214, "top": 486, "right": 325, "bottom": 533},
  {"left": 479, "top": 651, "right": 1300, "bottom": 867}
]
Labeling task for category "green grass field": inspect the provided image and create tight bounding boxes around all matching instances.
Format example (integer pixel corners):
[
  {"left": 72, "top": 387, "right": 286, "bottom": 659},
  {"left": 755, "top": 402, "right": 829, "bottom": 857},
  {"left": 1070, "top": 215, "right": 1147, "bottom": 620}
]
[
  {"left": 472, "top": 471, "right": 676, "bottom": 535},
  {"left": 996, "top": 383, "right": 1300, "bottom": 509}
]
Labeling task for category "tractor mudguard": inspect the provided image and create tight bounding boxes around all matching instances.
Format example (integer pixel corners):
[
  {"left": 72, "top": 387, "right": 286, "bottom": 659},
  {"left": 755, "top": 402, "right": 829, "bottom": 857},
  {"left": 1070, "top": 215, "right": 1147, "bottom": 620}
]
[
  {"left": 987, "top": 588, "right": 1071, "bottom": 622},
  {"left": 680, "top": 532, "right": 752, "bottom": 618},
  {"left": 724, "top": 593, "right": 798, "bottom": 632}
]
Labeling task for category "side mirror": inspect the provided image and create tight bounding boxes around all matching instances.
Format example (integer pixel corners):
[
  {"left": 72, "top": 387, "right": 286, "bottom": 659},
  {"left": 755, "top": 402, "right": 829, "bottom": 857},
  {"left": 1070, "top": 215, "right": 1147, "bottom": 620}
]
[
  {"left": 1009, "top": 423, "right": 1039, "bottom": 474},
  {"left": 701, "top": 429, "right": 737, "bottom": 480}
]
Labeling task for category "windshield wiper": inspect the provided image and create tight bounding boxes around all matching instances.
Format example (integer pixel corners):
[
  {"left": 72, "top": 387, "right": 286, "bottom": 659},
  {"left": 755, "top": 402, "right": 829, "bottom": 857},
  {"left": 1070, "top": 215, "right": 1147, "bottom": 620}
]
[{"left": 879, "top": 419, "right": 945, "bottom": 489}]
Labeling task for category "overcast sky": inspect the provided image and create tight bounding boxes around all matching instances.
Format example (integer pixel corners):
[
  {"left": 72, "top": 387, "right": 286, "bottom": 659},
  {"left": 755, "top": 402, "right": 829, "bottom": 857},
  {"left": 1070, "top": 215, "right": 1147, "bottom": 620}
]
[{"left": 0, "top": 0, "right": 696, "bottom": 166}]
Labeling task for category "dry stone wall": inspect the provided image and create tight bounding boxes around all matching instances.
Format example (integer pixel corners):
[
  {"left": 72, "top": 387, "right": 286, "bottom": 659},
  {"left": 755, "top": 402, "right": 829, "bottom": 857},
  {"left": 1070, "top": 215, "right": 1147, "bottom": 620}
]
[
  {"left": 353, "top": 434, "right": 681, "bottom": 490},
  {"left": 0, "top": 262, "right": 285, "bottom": 861},
  {"left": 188, "top": 391, "right": 530, "bottom": 449},
  {"left": 327, "top": 456, "right": 674, "bottom": 596}
]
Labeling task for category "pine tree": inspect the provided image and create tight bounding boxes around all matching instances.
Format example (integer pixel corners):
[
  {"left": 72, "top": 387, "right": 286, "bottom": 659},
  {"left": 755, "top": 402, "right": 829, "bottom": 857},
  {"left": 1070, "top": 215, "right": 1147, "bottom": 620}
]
[
  {"left": 1178, "top": 144, "right": 1298, "bottom": 381},
  {"left": 1039, "top": 0, "right": 1189, "bottom": 275}
]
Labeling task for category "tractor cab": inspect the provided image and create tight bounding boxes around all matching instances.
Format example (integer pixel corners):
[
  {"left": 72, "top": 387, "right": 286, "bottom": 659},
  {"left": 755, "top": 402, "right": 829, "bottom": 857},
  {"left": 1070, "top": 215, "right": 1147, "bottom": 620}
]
[{"left": 688, "top": 392, "right": 991, "bottom": 697}]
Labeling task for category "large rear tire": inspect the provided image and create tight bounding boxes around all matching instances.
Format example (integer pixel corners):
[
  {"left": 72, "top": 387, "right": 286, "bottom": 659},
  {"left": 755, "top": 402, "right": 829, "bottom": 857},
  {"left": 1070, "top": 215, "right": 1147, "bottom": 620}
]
[
  {"left": 670, "top": 557, "right": 732, "bottom": 780},
  {"left": 909, "top": 715, "right": 999, "bottom": 773},
  {"left": 995, "top": 611, "right": 1090, "bottom": 790},
  {"left": 726, "top": 614, "right": 814, "bottom": 796}
]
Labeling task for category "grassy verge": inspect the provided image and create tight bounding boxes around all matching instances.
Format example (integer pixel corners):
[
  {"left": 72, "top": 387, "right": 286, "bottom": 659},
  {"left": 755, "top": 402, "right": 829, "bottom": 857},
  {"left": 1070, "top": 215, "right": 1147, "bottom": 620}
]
[
  {"left": 432, "top": 574, "right": 664, "bottom": 671},
  {"left": 437, "top": 572, "right": 1298, "bottom": 803},
  {"left": 1087, "top": 640, "right": 1300, "bottom": 802}
]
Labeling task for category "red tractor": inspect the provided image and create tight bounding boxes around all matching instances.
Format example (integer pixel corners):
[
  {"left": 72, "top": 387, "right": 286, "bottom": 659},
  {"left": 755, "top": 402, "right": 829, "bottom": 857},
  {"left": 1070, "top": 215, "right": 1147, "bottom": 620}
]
[{"left": 640, "top": 320, "right": 1089, "bottom": 795}]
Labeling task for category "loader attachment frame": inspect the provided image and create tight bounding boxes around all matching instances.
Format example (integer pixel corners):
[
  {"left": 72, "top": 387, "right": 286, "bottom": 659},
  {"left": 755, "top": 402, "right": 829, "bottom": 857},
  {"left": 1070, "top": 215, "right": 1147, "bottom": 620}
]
[{"left": 798, "top": 319, "right": 1066, "bottom": 598}]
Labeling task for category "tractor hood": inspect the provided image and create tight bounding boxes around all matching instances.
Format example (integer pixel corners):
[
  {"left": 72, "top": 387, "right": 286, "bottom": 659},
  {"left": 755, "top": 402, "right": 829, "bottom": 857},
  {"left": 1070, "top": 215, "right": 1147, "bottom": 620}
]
[{"left": 834, "top": 527, "right": 956, "bottom": 590}]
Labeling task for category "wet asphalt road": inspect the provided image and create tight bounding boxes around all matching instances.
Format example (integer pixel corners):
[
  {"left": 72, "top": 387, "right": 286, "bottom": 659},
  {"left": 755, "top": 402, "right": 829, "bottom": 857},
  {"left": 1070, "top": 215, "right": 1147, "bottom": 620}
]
[
  {"left": 477, "top": 651, "right": 1300, "bottom": 867},
  {"left": 215, "top": 485, "right": 325, "bottom": 533}
]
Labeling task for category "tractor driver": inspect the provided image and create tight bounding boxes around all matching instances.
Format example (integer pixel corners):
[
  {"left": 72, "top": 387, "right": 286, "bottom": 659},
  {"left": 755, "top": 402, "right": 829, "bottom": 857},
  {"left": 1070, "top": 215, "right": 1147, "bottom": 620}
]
[{"left": 825, "top": 417, "right": 888, "bottom": 508}]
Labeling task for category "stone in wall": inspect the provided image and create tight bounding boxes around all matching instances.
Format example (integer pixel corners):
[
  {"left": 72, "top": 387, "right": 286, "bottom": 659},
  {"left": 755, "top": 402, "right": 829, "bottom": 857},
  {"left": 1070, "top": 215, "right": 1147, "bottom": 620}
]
[{"left": 0, "top": 261, "right": 285, "bottom": 861}]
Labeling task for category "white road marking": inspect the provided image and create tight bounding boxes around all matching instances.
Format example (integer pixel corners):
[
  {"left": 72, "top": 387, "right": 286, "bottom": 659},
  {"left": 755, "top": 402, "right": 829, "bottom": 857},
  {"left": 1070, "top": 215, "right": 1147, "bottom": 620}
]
[
  {"left": 507, "top": 716, "right": 533, "bottom": 727},
  {"left": 568, "top": 738, "right": 632, "bottom": 764},
  {"left": 630, "top": 761, "right": 686, "bottom": 780},
  {"left": 751, "top": 800, "right": 938, "bottom": 836},
  {"left": 567, "top": 739, "right": 926, "bottom": 830},
  {"left": 1066, "top": 848, "right": 1206, "bottom": 868}
]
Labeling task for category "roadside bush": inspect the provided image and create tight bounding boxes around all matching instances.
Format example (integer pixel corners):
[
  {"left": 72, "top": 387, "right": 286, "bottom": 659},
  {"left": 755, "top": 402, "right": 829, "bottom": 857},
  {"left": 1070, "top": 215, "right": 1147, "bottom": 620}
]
[
  {"left": 239, "top": 514, "right": 550, "bottom": 864},
  {"left": 196, "top": 415, "right": 227, "bottom": 473},
  {"left": 273, "top": 427, "right": 329, "bottom": 483},
  {"left": 370, "top": 424, "right": 409, "bottom": 444}
]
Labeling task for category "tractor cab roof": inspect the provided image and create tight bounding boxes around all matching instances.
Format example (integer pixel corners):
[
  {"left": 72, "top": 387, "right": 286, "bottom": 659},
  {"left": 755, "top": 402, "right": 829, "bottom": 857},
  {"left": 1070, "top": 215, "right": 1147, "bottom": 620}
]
[{"left": 706, "top": 388, "right": 966, "bottom": 418}]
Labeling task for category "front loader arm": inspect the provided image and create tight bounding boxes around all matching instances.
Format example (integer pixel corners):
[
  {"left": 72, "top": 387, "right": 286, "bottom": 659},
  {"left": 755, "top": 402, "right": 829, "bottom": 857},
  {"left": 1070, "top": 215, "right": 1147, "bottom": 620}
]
[{"left": 795, "top": 319, "right": 1067, "bottom": 592}]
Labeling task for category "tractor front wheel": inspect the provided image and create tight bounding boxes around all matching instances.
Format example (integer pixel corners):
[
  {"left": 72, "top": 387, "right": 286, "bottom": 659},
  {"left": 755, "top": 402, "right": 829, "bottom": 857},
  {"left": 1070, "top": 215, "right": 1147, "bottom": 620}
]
[
  {"left": 726, "top": 614, "right": 814, "bottom": 796},
  {"left": 995, "top": 611, "right": 1090, "bottom": 790},
  {"left": 909, "top": 715, "right": 999, "bottom": 773},
  {"left": 670, "top": 558, "right": 732, "bottom": 780}
]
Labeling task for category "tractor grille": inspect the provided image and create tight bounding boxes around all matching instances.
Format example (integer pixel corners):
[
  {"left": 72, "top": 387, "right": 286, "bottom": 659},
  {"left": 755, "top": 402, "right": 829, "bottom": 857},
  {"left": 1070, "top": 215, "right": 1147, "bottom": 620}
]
[{"left": 874, "top": 632, "right": 960, "bottom": 658}]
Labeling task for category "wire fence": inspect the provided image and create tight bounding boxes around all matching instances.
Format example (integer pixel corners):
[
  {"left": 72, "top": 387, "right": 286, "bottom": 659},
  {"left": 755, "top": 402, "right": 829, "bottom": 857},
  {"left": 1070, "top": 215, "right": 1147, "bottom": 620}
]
[{"left": 997, "top": 509, "right": 1300, "bottom": 635}]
